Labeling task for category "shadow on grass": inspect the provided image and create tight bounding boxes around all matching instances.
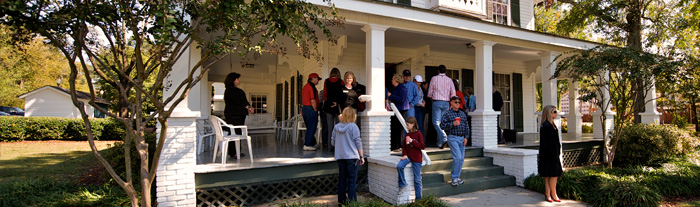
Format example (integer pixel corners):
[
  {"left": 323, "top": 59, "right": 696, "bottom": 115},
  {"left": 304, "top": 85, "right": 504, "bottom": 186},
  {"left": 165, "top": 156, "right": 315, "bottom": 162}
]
[{"left": 0, "top": 148, "right": 112, "bottom": 184}]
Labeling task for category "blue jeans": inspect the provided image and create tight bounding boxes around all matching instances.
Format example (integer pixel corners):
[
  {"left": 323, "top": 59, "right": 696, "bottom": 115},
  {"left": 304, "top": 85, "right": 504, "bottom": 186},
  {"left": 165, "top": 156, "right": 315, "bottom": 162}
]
[
  {"left": 302, "top": 106, "right": 318, "bottom": 147},
  {"left": 447, "top": 135, "right": 466, "bottom": 180},
  {"left": 338, "top": 159, "right": 359, "bottom": 205},
  {"left": 414, "top": 106, "right": 424, "bottom": 135},
  {"left": 397, "top": 159, "right": 423, "bottom": 200},
  {"left": 432, "top": 101, "right": 449, "bottom": 146}
]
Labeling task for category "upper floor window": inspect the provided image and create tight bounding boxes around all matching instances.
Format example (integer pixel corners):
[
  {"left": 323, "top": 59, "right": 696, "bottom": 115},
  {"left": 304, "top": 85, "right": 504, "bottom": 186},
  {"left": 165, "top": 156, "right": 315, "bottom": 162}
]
[{"left": 492, "top": 0, "right": 509, "bottom": 25}]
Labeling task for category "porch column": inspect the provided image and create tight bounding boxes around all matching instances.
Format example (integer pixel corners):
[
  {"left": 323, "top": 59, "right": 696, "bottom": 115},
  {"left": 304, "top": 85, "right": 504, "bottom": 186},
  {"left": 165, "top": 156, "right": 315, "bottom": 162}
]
[
  {"left": 471, "top": 40, "right": 499, "bottom": 149},
  {"left": 363, "top": 23, "right": 404, "bottom": 206},
  {"left": 568, "top": 79, "right": 582, "bottom": 141},
  {"left": 539, "top": 51, "right": 562, "bottom": 139},
  {"left": 592, "top": 71, "right": 615, "bottom": 139},
  {"left": 157, "top": 43, "right": 199, "bottom": 207},
  {"left": 639, "top": 80, "right": 661, "bottom": 124},
  {"left": 360, "top": 23, "right": 392, "bottom": 158}
]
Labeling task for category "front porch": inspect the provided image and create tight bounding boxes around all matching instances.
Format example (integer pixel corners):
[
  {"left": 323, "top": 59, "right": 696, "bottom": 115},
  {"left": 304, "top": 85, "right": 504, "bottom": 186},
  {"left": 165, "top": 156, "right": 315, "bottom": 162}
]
[{"left": 191, "top": 131, "right": 602, "bottom": 206}]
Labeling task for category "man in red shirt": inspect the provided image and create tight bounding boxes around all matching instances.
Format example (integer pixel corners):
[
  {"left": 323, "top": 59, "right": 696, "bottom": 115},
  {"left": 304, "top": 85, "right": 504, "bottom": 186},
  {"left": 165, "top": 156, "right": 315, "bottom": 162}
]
[{"left": 302, "top": 73, "right": 321, "bottom": 151}]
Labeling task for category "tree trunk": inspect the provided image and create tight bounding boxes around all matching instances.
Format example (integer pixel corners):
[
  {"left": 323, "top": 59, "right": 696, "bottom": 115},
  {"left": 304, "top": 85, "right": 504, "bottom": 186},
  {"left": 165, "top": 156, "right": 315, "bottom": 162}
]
[
  {"left": 627, "top": 0, "right": 646, "bottom": 123},
  {"left": 693, "top": 97, "right": 699, "bottom": 132}
]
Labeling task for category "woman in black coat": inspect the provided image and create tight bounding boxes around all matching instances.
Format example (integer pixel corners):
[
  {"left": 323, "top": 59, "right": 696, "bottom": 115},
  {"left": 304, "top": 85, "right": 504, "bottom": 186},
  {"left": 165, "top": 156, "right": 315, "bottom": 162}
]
[
  {"left": 224, "top": 72, "right": 253, "bottom": 159},
  {"left": 538, "top": 104, "right": 563, "bottom": 202}
]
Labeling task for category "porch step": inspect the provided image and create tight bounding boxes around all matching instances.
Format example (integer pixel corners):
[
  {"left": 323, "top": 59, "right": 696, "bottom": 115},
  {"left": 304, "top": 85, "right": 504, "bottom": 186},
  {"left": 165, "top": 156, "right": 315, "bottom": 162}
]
[
  {"left": 418, "top": 147, "right": 515, "bottom": 197},
  {"left": 420, "top": 157, "right": 494, "bottom": 172},
  {"left": 421, "top": 165, "right": 506, "bottom": 183}
]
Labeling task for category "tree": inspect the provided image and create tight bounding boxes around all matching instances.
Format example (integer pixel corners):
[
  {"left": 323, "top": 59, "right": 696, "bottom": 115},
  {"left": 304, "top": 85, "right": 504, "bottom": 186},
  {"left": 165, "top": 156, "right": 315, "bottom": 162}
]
[
  {"left": 0, "top": 25, "right": 88, "bottom": 107},
  {"left": 0, "top": 0, "right": 342, "bottom": 206},
  {"left": 554, "top": 0, "right": 682, "bottom": 122},
  {"left": 554, "top": 46, "right": 681, "bottom": 168}
]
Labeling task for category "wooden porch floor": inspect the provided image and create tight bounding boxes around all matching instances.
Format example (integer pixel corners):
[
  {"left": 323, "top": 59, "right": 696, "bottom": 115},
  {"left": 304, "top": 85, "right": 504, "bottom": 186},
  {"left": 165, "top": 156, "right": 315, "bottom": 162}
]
[{"left": 194, "top": 131, "right": 598, "bottom": 174}]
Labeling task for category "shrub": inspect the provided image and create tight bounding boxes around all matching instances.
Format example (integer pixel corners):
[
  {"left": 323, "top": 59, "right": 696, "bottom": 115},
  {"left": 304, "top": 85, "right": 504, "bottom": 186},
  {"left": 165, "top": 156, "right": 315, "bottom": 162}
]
[
  {"left": 671, "top": 113, "right": 690, "bottom": 129},
  {"left": 588, "top": 179, "right": 661, "bottom": 207},
  {"left": 582, "top": 124, "right": 593, "bottom": 133},
  {"left": 614, "top": 124, "right": 700, "bottom": 167},
  {"left": 0, "top": 116, "right": 125, "bottom": 141}
]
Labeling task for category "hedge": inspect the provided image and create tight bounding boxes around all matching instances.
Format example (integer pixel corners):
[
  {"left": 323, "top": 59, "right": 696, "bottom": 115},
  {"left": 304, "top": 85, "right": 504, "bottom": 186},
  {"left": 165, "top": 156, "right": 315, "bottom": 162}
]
[
  {"left": 615, "top": 124, "right": 700, "bottom": 167},
  {"left": 0, "top": 116, "right": 125, "bottom": 141}
]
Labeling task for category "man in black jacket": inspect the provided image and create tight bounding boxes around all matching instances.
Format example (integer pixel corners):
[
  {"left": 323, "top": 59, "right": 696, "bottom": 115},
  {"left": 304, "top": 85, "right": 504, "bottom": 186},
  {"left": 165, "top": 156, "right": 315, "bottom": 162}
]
[{"left": 493, "top": 85, "right": 504, "bottom": 144}]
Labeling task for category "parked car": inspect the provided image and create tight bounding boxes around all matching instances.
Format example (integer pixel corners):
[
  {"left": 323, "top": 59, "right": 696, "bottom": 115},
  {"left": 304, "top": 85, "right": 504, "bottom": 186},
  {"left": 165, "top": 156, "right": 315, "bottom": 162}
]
[
  {"left": 0, "top": 111, "right": 10, "bottom": 116},
  {"left": 0, "top": 106, "right": 24, "bottom": 116}
]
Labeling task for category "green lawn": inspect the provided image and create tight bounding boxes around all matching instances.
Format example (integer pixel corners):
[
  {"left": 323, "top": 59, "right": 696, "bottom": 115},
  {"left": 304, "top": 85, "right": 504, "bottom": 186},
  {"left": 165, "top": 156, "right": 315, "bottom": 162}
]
[{"left": 0, "top": 140, "right": 118, "bottom": 184}]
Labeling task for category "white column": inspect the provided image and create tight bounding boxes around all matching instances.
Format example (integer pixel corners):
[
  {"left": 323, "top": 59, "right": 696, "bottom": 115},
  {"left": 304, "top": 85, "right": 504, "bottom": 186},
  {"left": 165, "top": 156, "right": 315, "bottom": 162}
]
[
  {"left": 640, "top": 81, "right": 661, "bottom": 124},
  {"left": 539, "top": 51, "right": 558, "bottom": 107},
  {"left": 362, "top": 24, "right": 389, "bottom": 113},
  {"left": 157, "top": 42, "right": 199, "bottom": 207},
  {"left": 471, "top": 40, "right": 499, "bottom": 149},
  {"left": 568, "top": 79, "right": 582, "bottom": 140},
  {"left": 360, "top": 23, "right": 393, "bottom": 157},
  {"left": 592, "top": 71, "right": 616, "bottom": 139},
  {"left": 539, "top": 51, "right": 562, "bottom": 139}
]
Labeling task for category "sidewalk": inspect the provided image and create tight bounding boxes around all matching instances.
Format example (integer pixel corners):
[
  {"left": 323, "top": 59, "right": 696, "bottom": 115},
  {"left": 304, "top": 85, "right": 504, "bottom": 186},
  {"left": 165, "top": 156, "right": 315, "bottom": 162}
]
[
  {"left": 443, "top": 186, "right": 588, "bottom": 207},
  {"left": 254, "top": 186, "right": 589, "bottom": 207}
]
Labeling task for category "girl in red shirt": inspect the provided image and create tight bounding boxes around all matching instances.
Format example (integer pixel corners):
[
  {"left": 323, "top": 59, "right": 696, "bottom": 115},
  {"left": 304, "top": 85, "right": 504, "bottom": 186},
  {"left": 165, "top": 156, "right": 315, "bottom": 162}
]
[{"left": 397, "top": 116, "right": 425, "bottom": 200}]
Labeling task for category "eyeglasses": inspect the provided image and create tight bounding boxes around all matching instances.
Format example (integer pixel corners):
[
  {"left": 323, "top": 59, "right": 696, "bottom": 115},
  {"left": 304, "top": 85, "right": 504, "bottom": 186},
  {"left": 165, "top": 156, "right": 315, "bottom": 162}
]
[{"left": 452, "top": 101, "right": 461, "bottom": 104}]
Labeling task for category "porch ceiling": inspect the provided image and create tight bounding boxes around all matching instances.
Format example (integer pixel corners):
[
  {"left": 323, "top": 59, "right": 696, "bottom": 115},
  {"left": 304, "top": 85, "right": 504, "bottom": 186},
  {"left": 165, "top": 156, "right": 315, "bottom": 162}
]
[{"left": 206, "top": 22, "right": 543, "bottom": 81}]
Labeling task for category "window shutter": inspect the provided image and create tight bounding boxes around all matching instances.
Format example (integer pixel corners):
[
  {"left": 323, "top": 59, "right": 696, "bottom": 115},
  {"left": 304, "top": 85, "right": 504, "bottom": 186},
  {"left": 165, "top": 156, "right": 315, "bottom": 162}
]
[
  {"left": 397, "top": 0, "right": 411, "bottom": 6},
  {"left": 511, "top": 0, "right": 521, "bottom": 27},
  {"left": 276, "top": 84, "right": 283, "bottom": 121},
  {"left": 513, "top": 73, "right": 524, "bottom": 132}
]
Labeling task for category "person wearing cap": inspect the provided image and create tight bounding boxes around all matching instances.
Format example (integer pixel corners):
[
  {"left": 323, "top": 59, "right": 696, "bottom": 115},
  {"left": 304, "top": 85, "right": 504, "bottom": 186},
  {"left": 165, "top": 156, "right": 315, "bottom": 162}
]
[
  {"left": 302, "top": 73, "right": 322, "bottom": 151},
  {"left": 428, "top": 65, "right": 456, "bottom": 149},
  {"left": 413, "top": 75, "right": 426, "bottom": 134},
  {"left": 403, "top": 70, "right": 423, "bottom": 122},
  {"left": 440, "top": 96, "right": 469, "bottom": 186}
]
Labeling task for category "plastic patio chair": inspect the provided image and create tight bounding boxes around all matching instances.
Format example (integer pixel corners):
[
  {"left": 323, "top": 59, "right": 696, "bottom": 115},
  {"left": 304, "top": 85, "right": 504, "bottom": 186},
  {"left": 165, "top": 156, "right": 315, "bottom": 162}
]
[{"left": 210, "top": 116, "right": 254, "bottom": 164}]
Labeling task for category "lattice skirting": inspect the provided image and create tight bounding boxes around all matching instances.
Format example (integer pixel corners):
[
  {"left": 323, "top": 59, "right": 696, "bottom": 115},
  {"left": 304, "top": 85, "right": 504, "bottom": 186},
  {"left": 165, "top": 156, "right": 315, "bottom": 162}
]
[
  {"left": 562, "top": 148, "right": 603, "bottom": 168},
  {"left": 196, "top": 171, "right": 369, "bottom": 207}
]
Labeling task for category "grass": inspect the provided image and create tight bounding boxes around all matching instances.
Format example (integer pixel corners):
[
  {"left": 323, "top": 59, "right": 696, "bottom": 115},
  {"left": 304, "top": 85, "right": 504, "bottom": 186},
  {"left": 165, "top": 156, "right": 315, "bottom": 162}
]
[{"left": 0, "top": 140, "right": 118, "bottom": 184}]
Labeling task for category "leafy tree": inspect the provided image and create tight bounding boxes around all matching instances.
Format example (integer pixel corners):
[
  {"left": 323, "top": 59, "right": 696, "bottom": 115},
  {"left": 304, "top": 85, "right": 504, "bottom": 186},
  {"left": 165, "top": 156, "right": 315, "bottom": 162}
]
[
  {"left": 0, "top": 1, "right": 342, "bottom": 207},
  {"left": 553, "top": 0, "right": 685, "bottom": 122},
  {"left": 554, "top": 46, "right": 682, "bottom": 168},
  {"left": 0, "top": 25, "right": 88, "bottom": 107}
]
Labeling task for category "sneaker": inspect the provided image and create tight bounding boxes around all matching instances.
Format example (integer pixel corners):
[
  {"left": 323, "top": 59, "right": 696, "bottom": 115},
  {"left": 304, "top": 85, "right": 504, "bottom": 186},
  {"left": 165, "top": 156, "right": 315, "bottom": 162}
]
[
  {"left": 451, "top": 178, "right": 464, "bottom": 186},
  {"left": 439, "top": 143, "right": 448, "bottom": 149},
  {"left": 303, "top": 146, "right": 317, "bottom": 151}
]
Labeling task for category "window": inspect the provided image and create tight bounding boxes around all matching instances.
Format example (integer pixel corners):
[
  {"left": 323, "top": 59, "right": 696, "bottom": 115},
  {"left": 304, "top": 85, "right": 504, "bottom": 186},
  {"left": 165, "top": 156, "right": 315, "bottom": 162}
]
[
  {"left": 250, "top": 94, "right": 268, "bottom": 114},
  {"left": 492, "top": 0, "right": 509, "bottom": 25},
  {"left": 494, "top": 73, "right": 512, "bottom": 129}
]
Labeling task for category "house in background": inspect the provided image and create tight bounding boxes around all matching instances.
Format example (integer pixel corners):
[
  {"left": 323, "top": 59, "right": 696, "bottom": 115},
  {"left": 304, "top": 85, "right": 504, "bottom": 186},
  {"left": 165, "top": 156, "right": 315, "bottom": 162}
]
[{"left": 18, "top": 86, "right": 109, "bottom": 118}]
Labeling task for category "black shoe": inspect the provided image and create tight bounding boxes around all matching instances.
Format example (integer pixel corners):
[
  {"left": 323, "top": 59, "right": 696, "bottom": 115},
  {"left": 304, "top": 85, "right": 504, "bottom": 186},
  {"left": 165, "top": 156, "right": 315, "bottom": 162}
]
[{"left": 439, "top": 143, "right": 447, "bottom": 149}]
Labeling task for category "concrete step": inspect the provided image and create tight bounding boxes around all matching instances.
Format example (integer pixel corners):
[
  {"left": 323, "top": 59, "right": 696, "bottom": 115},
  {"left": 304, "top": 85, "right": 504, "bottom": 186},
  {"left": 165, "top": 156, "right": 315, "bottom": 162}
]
[
  {"left": 424, "top": 147, "right": 484, "bottom": 161},
  {"left": 421, "top": 165, "right": 506, "bottom": 183},
  {"left": 421, "top": 157, "right": 494, "bottom": 172},
  {"left": 422, "top": 175, "right": 516, "bottom": 197}
]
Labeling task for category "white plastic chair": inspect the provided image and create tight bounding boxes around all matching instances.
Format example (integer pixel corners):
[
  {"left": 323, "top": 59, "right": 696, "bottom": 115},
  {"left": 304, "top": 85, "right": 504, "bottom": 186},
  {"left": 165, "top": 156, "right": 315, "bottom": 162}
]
[
  {"left": 210, "top": 116, "right": 254, "bottom": 164},
  {"left": 196, "top": 118, "right": 215, "bottom": 155},
  {"left": 278, "top": 116, "right": 297, "bottom": 143}
]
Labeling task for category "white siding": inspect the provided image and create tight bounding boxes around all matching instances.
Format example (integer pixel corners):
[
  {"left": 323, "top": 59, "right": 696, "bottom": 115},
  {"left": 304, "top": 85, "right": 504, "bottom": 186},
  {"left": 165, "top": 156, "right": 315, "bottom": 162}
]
[
  {"left": 23, "top": 90, "right": 86, "bottom": 118},
  {"left": 519, "top": 0, "right": 535, "bottom": 30},
  {"left": 523, "top": 72, "right": 537, "bottom": 132}
]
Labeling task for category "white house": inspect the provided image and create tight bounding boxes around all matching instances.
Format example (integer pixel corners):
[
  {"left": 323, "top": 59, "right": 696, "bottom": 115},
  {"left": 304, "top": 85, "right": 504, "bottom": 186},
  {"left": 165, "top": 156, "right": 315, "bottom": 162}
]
[
  {"left": 155, "top": 0, "right": 662, "bottom": 206},
  {"left": 18, "top": 85, "right": 109, "bottom": 118}
]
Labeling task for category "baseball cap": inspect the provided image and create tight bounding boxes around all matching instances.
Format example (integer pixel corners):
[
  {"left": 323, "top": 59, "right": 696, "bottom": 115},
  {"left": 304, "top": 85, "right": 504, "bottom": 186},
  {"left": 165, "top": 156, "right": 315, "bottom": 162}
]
[
  {"left": 308, "top": 73, "right": 322, "bottom": 80},
  {"left": 414, "top": 75, "right": 424, "bottom": 83},
  {"left": 402, "top": 69, "right": 411, "bottom": 76}
]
